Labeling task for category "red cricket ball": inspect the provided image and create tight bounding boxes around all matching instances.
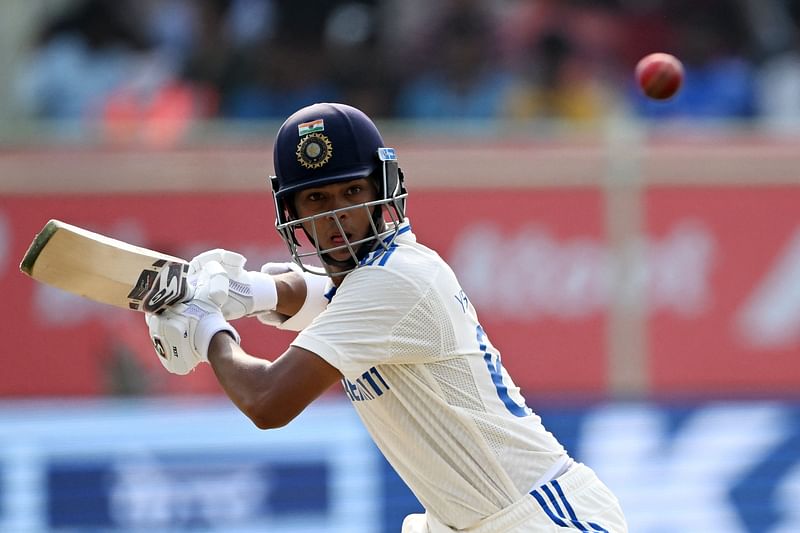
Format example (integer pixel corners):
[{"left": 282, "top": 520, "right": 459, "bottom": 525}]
[{"left": 635, "top": 53, "right": 684, "bottom": 100}]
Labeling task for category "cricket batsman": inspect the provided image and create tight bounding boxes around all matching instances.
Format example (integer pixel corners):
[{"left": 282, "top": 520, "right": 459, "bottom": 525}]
[{"left": 146, "top": 102, "right": 628, "bottom": 532}]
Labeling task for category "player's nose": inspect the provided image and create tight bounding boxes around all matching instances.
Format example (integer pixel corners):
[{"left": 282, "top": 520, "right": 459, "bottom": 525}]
[{"left": 328, "top": 195, "right": 352, "bottom": 219}]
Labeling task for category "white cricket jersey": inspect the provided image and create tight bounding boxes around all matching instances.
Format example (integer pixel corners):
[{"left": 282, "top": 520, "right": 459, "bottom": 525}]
[{"left": 291, "top": 221, "right": 568, "bottom": 530}]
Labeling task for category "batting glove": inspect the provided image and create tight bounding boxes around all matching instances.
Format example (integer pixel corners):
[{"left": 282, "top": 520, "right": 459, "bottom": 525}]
[
  {"left": 146, "top": 265, "right": 239, "bottom": 375},
  {"left": 146, "top": 299, "right": 240, "bottom": 375},
  {"left": 188, "top": 249, "right": 278, "bottom": 320}
]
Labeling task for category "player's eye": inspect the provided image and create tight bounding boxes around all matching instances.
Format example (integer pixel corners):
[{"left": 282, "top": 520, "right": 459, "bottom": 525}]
[
  {"left": 305, "top": 191, "right": 324, "bottom": 202},
  {"left": 346, "top": 185, "right": 363, "bottom": 196}
]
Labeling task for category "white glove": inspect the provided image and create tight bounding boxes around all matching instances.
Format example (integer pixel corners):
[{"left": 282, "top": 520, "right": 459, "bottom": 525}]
[
  {"left": 146, "top": 268, "right": 240, "bottom": 375},
  {"left": 189, "top": 249, "right": 278, "bottom": 320}
]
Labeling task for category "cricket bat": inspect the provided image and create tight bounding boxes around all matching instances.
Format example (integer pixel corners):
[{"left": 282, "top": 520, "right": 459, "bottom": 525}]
[{"left": 20, "top": 219, "right": 193, "bottom": 313}]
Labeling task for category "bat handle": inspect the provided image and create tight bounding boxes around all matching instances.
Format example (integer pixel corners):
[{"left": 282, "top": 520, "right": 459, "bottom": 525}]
[{"left": 182, "top": 280, "right": 195, "bottom": 303}]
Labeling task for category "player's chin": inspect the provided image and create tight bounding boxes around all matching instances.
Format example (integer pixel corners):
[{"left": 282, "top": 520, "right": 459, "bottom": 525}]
[{"left": 324, "top": 247, "right": 353, "bottom": 262}]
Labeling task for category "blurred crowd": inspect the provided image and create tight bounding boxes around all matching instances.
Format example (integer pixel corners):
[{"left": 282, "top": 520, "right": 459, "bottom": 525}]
[{"left": 11, "top": 0, "right": 800, "bottom": 141}]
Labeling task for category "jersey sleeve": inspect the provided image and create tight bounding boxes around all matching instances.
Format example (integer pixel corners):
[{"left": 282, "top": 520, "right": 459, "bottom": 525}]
[{"left": 291, "top": 266, "right": 425, "bottom": 377}]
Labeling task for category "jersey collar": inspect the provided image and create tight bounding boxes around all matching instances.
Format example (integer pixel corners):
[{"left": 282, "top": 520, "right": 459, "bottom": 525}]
[{"left": 358, "top": 219, "right": 413, "bottom": 267}]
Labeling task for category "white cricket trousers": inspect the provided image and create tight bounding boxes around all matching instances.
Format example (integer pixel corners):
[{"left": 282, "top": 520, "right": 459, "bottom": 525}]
[{"left": 401, "top": 462, "right": 627, "bottom": 532}]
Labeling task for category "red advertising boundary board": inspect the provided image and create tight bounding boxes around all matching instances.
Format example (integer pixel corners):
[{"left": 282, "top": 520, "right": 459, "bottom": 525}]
[
  {"left": 5, "top": 187, "right": 799, "bottom": 397},
  {"left": 646, "top": 186, "right": 800, "bottom": 394},
  {"left": 1, "top": 190, "right": 608, "bottom": 397}
]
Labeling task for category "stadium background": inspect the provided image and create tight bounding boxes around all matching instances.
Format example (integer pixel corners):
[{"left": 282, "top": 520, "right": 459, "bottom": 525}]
[{"left": 1, "top": 0, "right": 799, "bottom": 531}]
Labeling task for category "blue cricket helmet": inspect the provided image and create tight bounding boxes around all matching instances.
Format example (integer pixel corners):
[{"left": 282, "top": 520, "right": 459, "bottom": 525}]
[
  {"left": 273, "top": 102, "right": 385, "bottom": 201},
  {"left": 270, "top": 103, "right": 408, "bottom": 276}
]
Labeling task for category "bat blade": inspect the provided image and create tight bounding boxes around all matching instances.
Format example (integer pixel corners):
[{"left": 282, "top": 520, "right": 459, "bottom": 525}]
[{"left": 20, "top": 219, "right": 191, "bottom": 312}]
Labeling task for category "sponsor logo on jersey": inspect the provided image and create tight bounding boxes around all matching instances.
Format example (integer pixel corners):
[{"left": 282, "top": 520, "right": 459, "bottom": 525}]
[{"left": 342, "top": 367, "right": 390, "bottom": 402}]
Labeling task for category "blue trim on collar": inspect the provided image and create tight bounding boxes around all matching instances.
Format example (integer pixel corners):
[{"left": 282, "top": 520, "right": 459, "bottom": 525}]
[
  {"left": 358, "top": 223, "right": 411, "bottom": 267},
  {"left": 324, "top": 286, "right": 337, "bottom": 302}
]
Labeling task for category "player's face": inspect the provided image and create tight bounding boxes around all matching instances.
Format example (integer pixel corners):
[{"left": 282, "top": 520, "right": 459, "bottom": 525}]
[{"left": 293, "top": 178, "right": 378, "bottom": 264}]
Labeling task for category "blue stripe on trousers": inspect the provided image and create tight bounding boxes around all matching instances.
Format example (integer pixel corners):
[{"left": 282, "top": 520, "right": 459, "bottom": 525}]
[{"left": 530, "top": 479, "right": 610, "bottom": 532}]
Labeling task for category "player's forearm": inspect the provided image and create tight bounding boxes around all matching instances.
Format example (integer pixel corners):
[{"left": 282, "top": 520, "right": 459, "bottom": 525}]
[
  {"left": 207, "top": 334, "right": 339, "bottom": 429},
  {"left": 272, "top": 271, "right": 307, "bottom": 317},
  {"left": 207, "top": 332, "right": 282, "bottom": 429}
]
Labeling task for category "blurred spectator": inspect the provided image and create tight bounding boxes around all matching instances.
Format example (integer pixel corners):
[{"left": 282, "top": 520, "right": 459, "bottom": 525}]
[
  {"left": 141, "top": 0, "right": 198, "bottom": 69},
  {"left": 502, "top": 1, "right": 624, "bottom": 123},
  {"left": 221, "top": 0, "right": 344, "bottom": 119},
  {"left": 630, "top": 1, "right": 757, "bottom": 120},
  {"left": 504, "top": 32, "right": 610, "bottom": 122},
  {"left": 222, "top": 38, "right": 341, "bottom": 119},
  {"left": 11, "top": 0, "right": 788, "bottom": 126},
  {"left": 394, "top": 0, "right": 514, "bottom": 120},
  {"left": 14, "top": 1, "right": 152, "bottom": 125},
  {"left": 614, "top": 0, "right": 677, "bottom": 67},
  {"left": 324, "top": 1, "right": 396, "bottom": 118},
  {"left": 14, "top": 0, "right": 217, "bottom": 145},
  {"left": 176, "top": 0, "right": 235, "bottom": 101},
  {"left": 756, "top": 0, "right": 800, "bottom": 131}
]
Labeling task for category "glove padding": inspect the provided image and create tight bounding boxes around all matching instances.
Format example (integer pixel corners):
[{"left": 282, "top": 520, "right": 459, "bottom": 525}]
[
  {"left": 189, "top": 249, "right": 278, "bottom": 320},
  {"left": 146, "top": 268, "right": 240, "bottom": 375}
]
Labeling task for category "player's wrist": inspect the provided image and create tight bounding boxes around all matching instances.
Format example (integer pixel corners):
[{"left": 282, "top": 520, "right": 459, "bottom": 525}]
[
  {"left": 245, "top": 271, "right": 278, "bottom": 314},
  {"left": 207, "top": 329, "right": 238, "bottom": 360},
  {"left": 194, "top": 311, "right": 240, "bottom": 362}
]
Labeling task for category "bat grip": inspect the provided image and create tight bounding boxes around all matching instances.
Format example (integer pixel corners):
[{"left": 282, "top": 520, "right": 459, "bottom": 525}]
[{"left": 183, "top": 281, "right": 195, "bottom": 303}]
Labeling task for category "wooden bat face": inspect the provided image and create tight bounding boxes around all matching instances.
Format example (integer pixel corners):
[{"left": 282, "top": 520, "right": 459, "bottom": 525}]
[{"left": 20, "top": 220, "right": 191, "bottom": 313}]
